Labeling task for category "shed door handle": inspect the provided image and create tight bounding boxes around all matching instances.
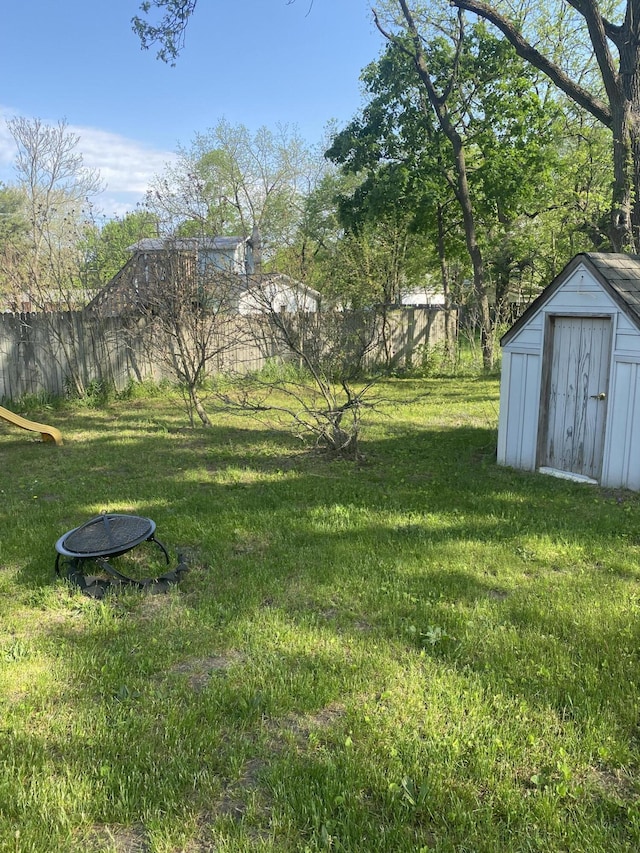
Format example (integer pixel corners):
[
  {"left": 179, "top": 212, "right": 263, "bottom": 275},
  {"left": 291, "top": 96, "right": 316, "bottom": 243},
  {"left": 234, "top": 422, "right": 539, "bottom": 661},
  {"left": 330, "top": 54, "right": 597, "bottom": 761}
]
[{"left": 590, "top": 392, "right": 606, "bottom": 400}]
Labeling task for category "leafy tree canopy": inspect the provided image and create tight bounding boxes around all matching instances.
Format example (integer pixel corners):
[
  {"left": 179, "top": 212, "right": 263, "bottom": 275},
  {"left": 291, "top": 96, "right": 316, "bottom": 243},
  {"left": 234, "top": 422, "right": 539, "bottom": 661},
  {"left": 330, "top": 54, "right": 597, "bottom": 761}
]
[
  {"left": 0, "top": 184, "right": 28, "bottom": 246},
  {"left": 132, "top": 0, "right": 198, "bottom": 64},
  {"left": 84, "top": 210, "right": 159, "bottom": 286},
  {"left": 327, "top": 22, "right": 596, "bottom": 307},
  {"left": 145, "top": 119, "right": 318, "bottom": 261}
]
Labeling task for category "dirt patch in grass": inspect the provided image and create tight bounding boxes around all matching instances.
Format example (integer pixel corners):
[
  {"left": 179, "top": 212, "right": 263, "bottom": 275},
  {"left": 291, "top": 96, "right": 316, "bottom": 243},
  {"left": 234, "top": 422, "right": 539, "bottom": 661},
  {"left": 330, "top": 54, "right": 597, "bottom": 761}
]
[
  {"left": 215, "top": 758, "right": 266, "bottom": 820},
  {"left": 320, "top": 607, "right": 372, "bottom": 633},
  {"left": 191, "top": 704, "right": 345, "bottom": 847},
  {"left": 487, "top": 588, "right": 509, "bottom": 600},
  {"left": 231, "top": 532, "right": 271, "bottom": 556},
  {"left": 135, "top": 593, "right": 174, "bottom": 620},
  {"left": 189, "top": 759, "right": 273, "bottom": 849},
  {"left": 297, "top": 702, "right": 345, "bottom": 732},
  {"left": 170, "top": 651, "right": 244, "bottom": 690},
  {"left": 585, "top": 767, "right": 639, "bottom": 802},
  {"left": 83, "top": 823, "right": 148, "bottom": 852},
  {"left": 265, "top": 701, "right": 346, "bottom": 749}
]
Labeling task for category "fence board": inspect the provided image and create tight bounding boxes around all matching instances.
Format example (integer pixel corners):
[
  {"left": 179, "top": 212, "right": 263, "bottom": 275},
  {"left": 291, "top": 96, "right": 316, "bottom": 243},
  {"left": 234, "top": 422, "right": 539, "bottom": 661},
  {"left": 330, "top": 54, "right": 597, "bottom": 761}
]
[{"left": 0, "top": 307, "right": 455, "bottom": 401}]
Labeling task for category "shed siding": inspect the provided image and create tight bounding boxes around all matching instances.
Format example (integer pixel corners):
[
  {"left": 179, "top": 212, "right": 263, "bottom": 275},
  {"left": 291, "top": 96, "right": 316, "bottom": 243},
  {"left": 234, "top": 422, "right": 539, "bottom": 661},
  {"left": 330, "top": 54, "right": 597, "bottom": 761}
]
[
  {"left": 504, "top": 266, "right": 632, "bottom": 357},
  {"left": 614, "top": 313, "right": 640, "bottom": 355},
  {"left": 500, "top": 254, "right": 640, "bottom": 490},
  {"left": 505, "top": 324, "right": 543, "bottom": 350},
  {"left": 601, "top": 359, "right": 640, "bottom": 489},
  {"left": 497, "top": 350, "right": 541, "bottom": 470},
  {"left": 504, "top": 267, "right": 619, "bottom": 353},
  {"left": 538, "top": 270, "right": 616, "bottom": 314}
]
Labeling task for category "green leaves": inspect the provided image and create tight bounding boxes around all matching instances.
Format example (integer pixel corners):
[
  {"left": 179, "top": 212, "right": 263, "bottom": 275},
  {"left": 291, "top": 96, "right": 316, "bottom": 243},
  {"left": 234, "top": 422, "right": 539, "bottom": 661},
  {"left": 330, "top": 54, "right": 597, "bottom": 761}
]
[
  {"left": 326, "top": 13, "right": 607, "bottom": 311},
  {"left": 132, "top": 0, "right": 198, "bottom": 65}
]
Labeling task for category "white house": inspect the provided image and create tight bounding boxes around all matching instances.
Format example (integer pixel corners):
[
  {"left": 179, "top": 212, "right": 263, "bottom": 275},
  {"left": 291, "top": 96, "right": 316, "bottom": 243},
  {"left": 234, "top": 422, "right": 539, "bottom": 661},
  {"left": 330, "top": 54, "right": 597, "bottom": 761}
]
[
  {"left": 498, "top": 252, "right": 640, "bottom": 490},
  {"left": 238, "top": 274, "right": 320, "bottom": 314},
  {"left": 400, "top": 288, "right": 446, "bottom": 307}
]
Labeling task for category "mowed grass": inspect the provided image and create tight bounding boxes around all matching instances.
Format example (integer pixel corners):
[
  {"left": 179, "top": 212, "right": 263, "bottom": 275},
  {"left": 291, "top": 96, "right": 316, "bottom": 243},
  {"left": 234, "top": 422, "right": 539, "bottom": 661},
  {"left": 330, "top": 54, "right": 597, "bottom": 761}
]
[{"left": 1, "top": 377, "right": 640, "bottom": 852}]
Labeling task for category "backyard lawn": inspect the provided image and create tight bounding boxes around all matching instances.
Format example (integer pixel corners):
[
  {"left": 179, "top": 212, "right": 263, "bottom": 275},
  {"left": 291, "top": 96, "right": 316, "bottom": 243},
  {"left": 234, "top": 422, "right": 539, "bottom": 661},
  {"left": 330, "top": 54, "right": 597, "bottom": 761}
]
[{"left": 1, "top": 376, "right": 640, "bottom": 852}]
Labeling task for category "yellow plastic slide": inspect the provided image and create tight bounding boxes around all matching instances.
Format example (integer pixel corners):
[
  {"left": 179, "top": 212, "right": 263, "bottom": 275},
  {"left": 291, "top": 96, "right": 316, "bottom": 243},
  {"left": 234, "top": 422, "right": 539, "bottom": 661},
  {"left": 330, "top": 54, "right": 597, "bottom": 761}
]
[{"left": 0, "top": 405, "right": 63, "bottom": 445}]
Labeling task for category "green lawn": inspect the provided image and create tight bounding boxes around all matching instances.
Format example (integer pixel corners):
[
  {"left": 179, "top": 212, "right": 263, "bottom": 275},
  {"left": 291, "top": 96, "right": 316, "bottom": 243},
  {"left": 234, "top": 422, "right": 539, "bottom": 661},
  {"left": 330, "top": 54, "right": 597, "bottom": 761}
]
[{"left": 1, "top": 377, "right": 640, "bottom": 852}]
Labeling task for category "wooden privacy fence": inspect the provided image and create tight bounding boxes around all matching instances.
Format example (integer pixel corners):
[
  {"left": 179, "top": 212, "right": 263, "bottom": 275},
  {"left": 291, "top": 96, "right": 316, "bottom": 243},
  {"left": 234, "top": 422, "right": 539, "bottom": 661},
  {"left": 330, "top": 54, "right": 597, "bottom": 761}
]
[{"left": 0, "top": 306, "right": 455, "bottom": 402}]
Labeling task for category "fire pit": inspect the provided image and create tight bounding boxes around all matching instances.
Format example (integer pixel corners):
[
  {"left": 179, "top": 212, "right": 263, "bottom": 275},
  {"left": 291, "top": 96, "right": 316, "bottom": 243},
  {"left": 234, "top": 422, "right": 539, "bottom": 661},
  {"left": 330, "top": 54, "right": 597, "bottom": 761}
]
[{"left": 55, "top": 513, "right": 185, "bottom": 596}]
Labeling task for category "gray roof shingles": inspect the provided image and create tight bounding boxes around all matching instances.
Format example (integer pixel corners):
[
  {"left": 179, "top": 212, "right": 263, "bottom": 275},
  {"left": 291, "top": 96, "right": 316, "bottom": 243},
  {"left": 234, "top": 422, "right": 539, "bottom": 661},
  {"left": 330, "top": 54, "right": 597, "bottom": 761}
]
[
  {"left": 583, "top": 252, "right": 640, "bottom": 322},
  {"left": 126, "top": 237, "right": 248, "bottom": 253},
  {"left": 502, "top": 252, "right": 640, "bottom": 346}
]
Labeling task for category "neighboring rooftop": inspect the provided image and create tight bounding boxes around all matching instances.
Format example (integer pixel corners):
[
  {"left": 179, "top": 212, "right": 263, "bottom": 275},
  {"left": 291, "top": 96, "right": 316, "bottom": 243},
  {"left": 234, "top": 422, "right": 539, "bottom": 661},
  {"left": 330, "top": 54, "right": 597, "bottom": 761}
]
[{"left": 126, "top": 236, "right": 249, "bottom": 253}]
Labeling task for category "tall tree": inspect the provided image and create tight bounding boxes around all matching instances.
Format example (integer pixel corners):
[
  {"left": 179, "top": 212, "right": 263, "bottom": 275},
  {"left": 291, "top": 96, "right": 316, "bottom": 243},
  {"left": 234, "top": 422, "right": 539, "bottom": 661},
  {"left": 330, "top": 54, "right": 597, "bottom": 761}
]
[
  {"left": 0, "top": 184, "right": 28, "bottom": 306},
  {"left": 326, "top": 38, "right": 464, "bottom": 313},
  {"left": 431, "top": 0, "right": 640, "bottom": 251},
  {"left": 367, "top": 2, "right": 564, "bottom": 365},
  {"left": 333, "top": 5, "right": 581, "bottom": 356},
  {"left": 145, "top": 119, "right": 312, "bottom": 260},
  {"left": 4, "top": 117, "right": 102, "bottom": 394},
  {"left": 375, "top": 3, "right": 500, "bottom": 367}
]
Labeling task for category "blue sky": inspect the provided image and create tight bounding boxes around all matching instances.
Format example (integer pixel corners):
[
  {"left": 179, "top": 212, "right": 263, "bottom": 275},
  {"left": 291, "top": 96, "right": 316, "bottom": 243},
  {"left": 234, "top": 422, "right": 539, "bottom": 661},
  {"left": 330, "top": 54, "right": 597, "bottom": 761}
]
[{"left": 1, "top": 0, "right": 385, "bottom": 217}]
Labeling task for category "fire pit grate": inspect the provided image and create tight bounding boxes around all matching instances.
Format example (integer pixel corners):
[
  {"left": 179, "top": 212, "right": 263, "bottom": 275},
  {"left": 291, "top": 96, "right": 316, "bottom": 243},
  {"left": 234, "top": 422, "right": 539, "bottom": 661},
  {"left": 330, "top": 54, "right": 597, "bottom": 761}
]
[
  {"left": 57, "top": 514, "right": 166, "bottom": 560},
  {"left": 55, "top": 513, "right": 187, "bottom": 597}
]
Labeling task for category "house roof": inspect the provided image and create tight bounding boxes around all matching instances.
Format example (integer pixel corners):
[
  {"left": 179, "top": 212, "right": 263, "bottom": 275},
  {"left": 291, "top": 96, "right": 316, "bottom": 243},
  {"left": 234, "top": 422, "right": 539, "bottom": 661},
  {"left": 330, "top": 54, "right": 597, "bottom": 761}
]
[
  {"left": 254, "top": 273, "right": 321, "bottom": 300},
  {"left": 501, "top": 252, "right": 640, "bottom": 347},
  {"left": 126, "top": 236, "right": 249, "bottom": 253}
]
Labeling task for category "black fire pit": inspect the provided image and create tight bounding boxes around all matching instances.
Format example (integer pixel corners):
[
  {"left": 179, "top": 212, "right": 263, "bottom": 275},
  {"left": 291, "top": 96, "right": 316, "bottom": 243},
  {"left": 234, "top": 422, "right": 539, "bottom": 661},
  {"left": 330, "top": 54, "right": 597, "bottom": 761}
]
[{"left": 54, "top": 513, "right": 185, "bottom": 597}]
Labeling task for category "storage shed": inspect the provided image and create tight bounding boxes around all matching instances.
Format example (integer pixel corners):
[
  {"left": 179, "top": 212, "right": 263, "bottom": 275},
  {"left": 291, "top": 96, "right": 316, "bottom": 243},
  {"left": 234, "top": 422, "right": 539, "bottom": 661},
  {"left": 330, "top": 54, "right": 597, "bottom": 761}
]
[{"left": 498, "top": 252, "right": 640, "bottom": 490}]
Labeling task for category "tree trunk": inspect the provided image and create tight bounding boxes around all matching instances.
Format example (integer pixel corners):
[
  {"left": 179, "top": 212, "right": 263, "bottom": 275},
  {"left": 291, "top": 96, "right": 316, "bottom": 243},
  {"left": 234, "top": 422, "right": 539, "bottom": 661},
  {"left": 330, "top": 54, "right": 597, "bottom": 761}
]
[
  {"left": 609, "top": 100, "right": 635, "bottom": 251},
  {"left": 448, "top": 131, "right": 494, "bottom": 369},
  {"left": 436, "top": 204, "right": 456, "bottom": 362},
  {"left": 190, "top": 387, "right": 212, "bottom": 427},
  {"left": 617, "top": 22, "right": 640, "bottom": 250},
  {"left": 380, "top": 1, "right": 494, "bottom": 368},
  {"left": 449, "top": 0, "right": 640, "bottom": 252}
]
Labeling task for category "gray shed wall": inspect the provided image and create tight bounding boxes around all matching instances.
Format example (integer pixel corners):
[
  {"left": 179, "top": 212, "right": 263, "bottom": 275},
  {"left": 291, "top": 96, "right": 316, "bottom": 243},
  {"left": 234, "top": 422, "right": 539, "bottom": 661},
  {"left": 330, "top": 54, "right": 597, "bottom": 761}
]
[{"left": 498, "top": 261, "right": 640, "bottom": 489}]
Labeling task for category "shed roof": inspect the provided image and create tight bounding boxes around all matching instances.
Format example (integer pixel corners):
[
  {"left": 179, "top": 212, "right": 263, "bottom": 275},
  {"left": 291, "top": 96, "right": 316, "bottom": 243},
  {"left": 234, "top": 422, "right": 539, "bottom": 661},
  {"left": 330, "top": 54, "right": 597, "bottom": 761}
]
[{"left": 501, "top": 252, "right": 640, "bottom": 347}]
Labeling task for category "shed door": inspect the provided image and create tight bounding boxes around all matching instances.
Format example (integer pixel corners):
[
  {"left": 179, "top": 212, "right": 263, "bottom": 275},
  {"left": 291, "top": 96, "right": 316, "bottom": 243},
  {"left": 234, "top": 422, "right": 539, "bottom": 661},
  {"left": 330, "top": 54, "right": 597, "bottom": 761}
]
[{"left": 540, "top": 316, "right": 611, "bottom": 480}]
